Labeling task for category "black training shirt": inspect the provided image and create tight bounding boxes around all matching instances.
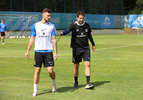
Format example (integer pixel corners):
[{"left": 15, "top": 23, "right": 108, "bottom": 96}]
[{"left": 68, "top": 21, "right": 92, "bottom": 49}]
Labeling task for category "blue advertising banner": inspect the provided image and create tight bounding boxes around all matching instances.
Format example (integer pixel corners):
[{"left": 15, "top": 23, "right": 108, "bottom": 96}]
[
  {"left": 0, "top": 11, "right": 128, "bottom": 31},
  {"left": 129, "top": 15, "right": 143, "bottom": 28},
  {"left": 60, "top": 13, "right": 76, "bottom": 29},
  {"left": 50, "top": 13, "right": 60, "bottom": 29},
  {"left": 85, "top": 14, "right": 100, "bottom": 28},
  {"left": 100, "top": 15, "right": 113, "bottom": 28}
]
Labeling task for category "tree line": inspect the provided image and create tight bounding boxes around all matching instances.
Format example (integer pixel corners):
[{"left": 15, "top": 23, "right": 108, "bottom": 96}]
[{"left": 0, "top": 0, "right": 141, "bottom": 15}]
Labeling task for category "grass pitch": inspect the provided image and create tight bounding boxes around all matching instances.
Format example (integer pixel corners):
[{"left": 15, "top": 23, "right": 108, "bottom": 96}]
[{"left": 0, "top": 34, "right": 143, "bottom": 100}]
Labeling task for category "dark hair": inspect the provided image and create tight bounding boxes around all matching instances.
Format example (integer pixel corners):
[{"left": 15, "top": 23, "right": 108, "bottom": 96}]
[
  {"left": 76, "top": 11, "right": 85, "bottom": 17},
  {"left": 42, "top": 8, "right": 52, "bottom": 13}
]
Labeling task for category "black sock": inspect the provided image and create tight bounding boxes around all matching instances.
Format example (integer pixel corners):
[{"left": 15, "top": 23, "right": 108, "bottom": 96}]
[
  {"left": 74, "top": 77, "right": 78, "bottom": 84},
  {"left": 86, "top": 76, "right": 90, "bottom": 83}
]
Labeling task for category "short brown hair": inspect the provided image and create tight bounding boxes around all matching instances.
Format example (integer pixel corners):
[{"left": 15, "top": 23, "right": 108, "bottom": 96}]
[
  {"left": 42, "top": 8, "right": 52, "bottom": 13},
  {"left": 76, "top": 11, "right": 85, "bottom": 17}
]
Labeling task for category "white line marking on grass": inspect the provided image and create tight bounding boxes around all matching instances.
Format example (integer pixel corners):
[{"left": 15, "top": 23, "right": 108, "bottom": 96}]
[
  {"left": 0, "top": 56, "right": 34, "bottom": 58},
  {"left": 58, "top": 53, "right": 72, "bottom": 56},
  {"left": 95, "top": 43, "right": 143, "bottom": 51},
  {"left": 92, "top": 59, "right": 105, "bottom": 61},
  {"left": 0, "top": 56, "right": 143, "bottom": 62},
  {"left": 128, "top": 60, "right": 143, "bottom": 62}
]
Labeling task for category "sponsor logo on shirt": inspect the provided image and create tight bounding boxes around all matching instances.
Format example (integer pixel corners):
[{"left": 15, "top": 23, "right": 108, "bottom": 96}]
[
  {"left": 77, "top": 33, "right": 87, "bottom": 37},
  {"left": 41, "top": 29, "right": 47, "bottom": 31},
  {"left": 38, "top": 32, "right": 49, "bottom": 37}
]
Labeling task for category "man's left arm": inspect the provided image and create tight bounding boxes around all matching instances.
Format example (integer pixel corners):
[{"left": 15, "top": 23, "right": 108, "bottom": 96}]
[
  {"left": 52, "top": 35, "right": 58, "bottom": 61},
  {"left": 5, "top": 26, "right": 7, "bottom": 35},
  {"left": 88, "top": 33, "right": 96, "bottom": 52},
  {"left": 0, "top": 24, "right": 1, "bottom": 34}
]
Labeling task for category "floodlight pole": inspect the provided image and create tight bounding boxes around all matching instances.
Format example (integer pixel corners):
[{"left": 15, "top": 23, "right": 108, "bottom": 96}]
[
  {"left": 122, "top": 0, "right": 123, "bottom": 15},
  {"left": 89, "top": 0, "right": 90, "bottom": 14},
  {"left": 64, "top": 0, "right": 66, "bottom": 13},
  {"left": 116, "top": 0, "right": 117, "bottom": 15},
  {"left": 55, "top": 0, "right": 56, "bottom": 12},
  {"left": 110, "top": 0, "right": 111, "bottom": 15},
  {"left": 73, "top": 0, "right": 74, "bottom": 13},
  {"left": 23, "top": 0, "right": 24, "bottom": 11},
  {"left": 10, "top": 0, "right": 12, "bottom": 11},
  {"left": 34, "top": 0, "right": 36, "bottom": 12},
  {"left": 45, "top": 0, "right": 46, "bottom": 8},
  {"left": 96, "top": 0, "right": 98, "bottom": 14},
  {"left": 103, "top": 0, "right": 105, "bottom": 14},
  {"left": 81, "top": 0, "right": 83, "bottom": 11}
]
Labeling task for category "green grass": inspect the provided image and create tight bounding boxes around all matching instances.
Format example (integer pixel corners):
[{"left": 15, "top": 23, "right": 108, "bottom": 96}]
[{"left": 0, "top": 34, "right": 143, "bottom": 100}]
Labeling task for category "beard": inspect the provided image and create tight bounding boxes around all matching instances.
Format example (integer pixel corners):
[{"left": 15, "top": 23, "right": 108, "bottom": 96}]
[
  {"left": 44, "top": 18, "right": 50, "bottom": 23},
  {"left": 78, "top": 21, "right": 84, "bottom": 24}
]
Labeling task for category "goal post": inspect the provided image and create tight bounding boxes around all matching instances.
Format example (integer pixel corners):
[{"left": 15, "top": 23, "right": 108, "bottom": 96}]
[{"left": 0, "top": 14, "right": 38, "bottom": 38}]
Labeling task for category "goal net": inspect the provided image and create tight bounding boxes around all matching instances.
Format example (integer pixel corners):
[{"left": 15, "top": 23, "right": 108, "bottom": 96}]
[{"left": 0, "top": 14, "right": 38, "bottom": 38}]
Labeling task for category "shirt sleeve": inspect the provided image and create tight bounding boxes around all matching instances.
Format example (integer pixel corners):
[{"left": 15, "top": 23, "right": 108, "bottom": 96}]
[
  {"left": 62, "top": 23, "right": 73, "bottom": 35},
  {"left": 63, "top": 29, "right": 70, "bottom": 35},
  {"left": 31, "top": 24, "right": 36, "bottom": 37},
  {"left": 88, "top": 33, "right": 95, "bottom": 46},
  {"left": 52, "top": 25, "right": 57, "bottom": 36}
]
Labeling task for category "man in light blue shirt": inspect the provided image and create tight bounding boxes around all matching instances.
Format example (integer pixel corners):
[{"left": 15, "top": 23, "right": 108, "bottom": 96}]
[
  {"left": 25, "top": 8, "right": 58, "bottom": 97},
  {"left": 0, "top": 19, "right": 7, "bottom": 44}
]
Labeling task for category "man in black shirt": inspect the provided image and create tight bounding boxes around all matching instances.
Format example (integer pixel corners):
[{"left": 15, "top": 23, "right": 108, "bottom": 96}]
[{"left": 59, "top": 11, "right": 95, "bottom": 89}]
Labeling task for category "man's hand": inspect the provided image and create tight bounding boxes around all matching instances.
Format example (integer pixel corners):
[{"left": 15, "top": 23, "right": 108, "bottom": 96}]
[
  {"left": 5, "top": 31, "right": 7, "bottom": 35},
  {"left": 25, "top": 52, "right": 29, "bottom": 58},
  {"left": 59, "top": 32, "right": 63, "bottom": 37},
  {"left": 54, "top": 53, "right": 58, "bottom": 61},
  {"left": 92, "top": 46, "right": 96, "bottom": 52}
]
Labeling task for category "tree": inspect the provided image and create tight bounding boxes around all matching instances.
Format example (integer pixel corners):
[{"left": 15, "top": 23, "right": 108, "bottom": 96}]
[{"left": 127, "top": 0, "right": 143, "bottom": 14}]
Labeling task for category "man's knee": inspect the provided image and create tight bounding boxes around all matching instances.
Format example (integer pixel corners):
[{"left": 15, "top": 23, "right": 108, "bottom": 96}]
[
  {"left": 35, "top": 67, "right": 41, "bottom": 74},
  {"left": 84, "top": 61, "right": 90, "bottom": 68},
  {"left": 47, "top": 67, "right": 54, "bottom": 74}
]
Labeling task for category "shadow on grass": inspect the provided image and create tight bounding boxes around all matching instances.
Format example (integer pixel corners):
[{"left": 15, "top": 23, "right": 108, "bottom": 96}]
[{"left": 37, "top": 81, "right": 111, "bottom": 95}]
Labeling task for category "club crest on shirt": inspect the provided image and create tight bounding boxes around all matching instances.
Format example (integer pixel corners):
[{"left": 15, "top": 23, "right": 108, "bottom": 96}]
[
  {"left": 85, "top": 29, "right": 88, "bottom": 32},
  {"left": 76, "top": 29, "right": 79, "bottom": 32}
]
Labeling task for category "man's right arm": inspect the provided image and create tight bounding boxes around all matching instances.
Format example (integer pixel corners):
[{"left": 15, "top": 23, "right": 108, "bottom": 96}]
[
  {"left": 59, "top": 29, "right": 70, "bottom": 37},
  {"left": 59, "top": 23, "right": 73, "bottom": 37},
  {"left": 25, "top": 36, "right": 35, "bottom": 58},
  {"left": 25, "top": 24, "right": 36, "bottom": 58}
]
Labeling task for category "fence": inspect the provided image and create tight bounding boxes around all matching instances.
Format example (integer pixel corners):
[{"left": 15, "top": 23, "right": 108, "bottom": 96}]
[{"left": 1, "top": 11, "right": 143, "bottom": 37}]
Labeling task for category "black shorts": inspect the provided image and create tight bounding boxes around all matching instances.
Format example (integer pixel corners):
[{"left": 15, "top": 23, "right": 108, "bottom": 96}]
[
  {"left": 0, "top": 32, "right": 5, "bottom": 36},
  {"left": 34, "top": 52, "right": 54, "bottom": 67},
  {"left": 72, "top": 48, "right": 90, "bottom": 63}
]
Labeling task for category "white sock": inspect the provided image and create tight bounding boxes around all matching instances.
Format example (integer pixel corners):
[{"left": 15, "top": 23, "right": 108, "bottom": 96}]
[
  {"left": 52, "top": 79, "right": 56, "bottom": 84},
  {"left": 34, "top": 84, "right": 38, "bottom": 93}
]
